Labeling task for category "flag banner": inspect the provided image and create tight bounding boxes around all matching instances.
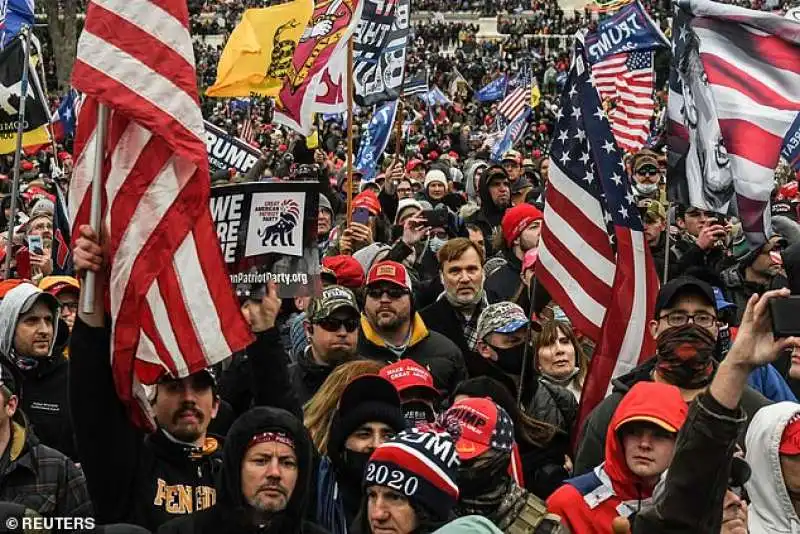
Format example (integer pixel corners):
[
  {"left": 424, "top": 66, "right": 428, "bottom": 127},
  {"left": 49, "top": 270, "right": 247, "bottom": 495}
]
[
  {"left": 51, "top": 185, "right": 73, "bottom": 276},
  {"left": 782, "top": 112, "right": 800, "bottom": 170},
  {"left": 475, "top": 75, "right": 507, "bottom": 102},
  {"left": 0, "top": 37, "right": 49, "bottom": 154},
  {"left": 273, "top": 0, "right": 364, "bottom": 135},
  {"left": 498, "top": 66, "right": 531, "bottom": 121},
  {"left": 51, "top": 89, "right": 78, "bottom": 141},
  {"left": 530, "top": 79, "right": 541, "bottom": 108},
  {"left": 211, "top": 181, "right": 321, "bottom": 298},
  {"left": 491, "top": 107, "right": 530, "bottom": 162},
  {"left": 206, "top": 0, "right": 314, "bottom": 98},
  {"left": 355, "top": 99, "right": 398, "bottom": 180},
  {"left": 402, "top": 70, "right": 428, "bottom": 96},
  {"left": 420, "top": 86, "right": 451, "bottom": 107},
  {"left": 667, "top": 0, "right": 800, "bottom": 243},
  {"left": 204, "top": 120, "right": 262, "bottom": 175},
  {"left": 70, "top": 0, "right": 253, "bottom": 430},
  {"left": 584, "top": 0, "right": 669, "bottom": 65},
  {"left": 0, "top": 0, "right": 34, "bottom": 48},
  {"left": 353, "top": 0, "right": 410, "bottom": 106},
  {"left": 538, "top": 41, "right": 658, "bottom": 432}
]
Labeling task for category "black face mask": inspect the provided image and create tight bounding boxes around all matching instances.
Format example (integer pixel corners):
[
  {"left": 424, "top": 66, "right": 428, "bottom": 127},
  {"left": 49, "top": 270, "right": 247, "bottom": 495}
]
[
  {"left": 338, "top": 448, "right": 373, "bottom": 487},
  {"left": 402, "top": 401, "right": 436, "bottom": 428},
  {"left": 489, "top": 343, "right": 526, "bottom": 375},
  {"left": 457, "top": 452, "right": 511, "bottom": 499}
]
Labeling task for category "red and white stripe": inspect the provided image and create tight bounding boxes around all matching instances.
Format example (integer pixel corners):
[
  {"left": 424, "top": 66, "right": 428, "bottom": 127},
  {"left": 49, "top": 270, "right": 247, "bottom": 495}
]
[
  {"left": 69, "top": 0, "right": 253, "bottom": 430},
  {"left": 498, "top": 85, "right": 530, "bottom": 121},
  {"left": 240, "top": 117, "right": 254, "bottom": 144}
]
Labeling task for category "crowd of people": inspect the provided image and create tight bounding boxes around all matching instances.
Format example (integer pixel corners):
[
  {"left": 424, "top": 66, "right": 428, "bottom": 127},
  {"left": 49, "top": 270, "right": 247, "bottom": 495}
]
[{"left": 0, "top": 0, "right": 800, "bottom": 533}]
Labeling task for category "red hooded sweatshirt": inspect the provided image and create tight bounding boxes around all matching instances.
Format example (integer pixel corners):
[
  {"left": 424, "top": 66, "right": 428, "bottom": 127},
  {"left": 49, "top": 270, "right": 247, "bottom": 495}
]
[{"left": 546, "top": 382, "right": 688, "bottom": 534}]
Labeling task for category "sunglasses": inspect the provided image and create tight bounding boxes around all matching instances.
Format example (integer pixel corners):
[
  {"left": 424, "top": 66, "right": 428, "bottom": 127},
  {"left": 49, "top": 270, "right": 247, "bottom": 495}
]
[
  {"left": 636, "top": 167, "right": 659, "bottom": 176},
  {"left": 366, "top": 286, "right": 408, "bottom": 300},
  {"left": 315, "top": 317, "right": 359, "bottom": 333}
]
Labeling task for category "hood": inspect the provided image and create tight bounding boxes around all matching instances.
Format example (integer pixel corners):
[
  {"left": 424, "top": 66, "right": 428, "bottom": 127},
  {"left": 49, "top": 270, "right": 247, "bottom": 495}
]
[
  {"left": 604, "top": 381, "right": 687, "bottom": 501},
  {"left": 431, "top": 515, "right": 503, "bottom": 533},
  {"left": 353, "top": 243, "right": 392, "bottom": 275},
  {"left": 745, "top": 401, "right": 800, "bottom": 534},
  {"left": 0, "top": 283, "right": 61, "bottom": 359},
  {"left": 784, "top": 241, "right": 800, "bottom": 294},
  {"left": 219, "top": 406, "right": 314, "bottom": 532},
  {"left": 477, "top": 170, "right": 505, "bottom": 220},
  {"left": 464, "top": 160, "right": 488, "bottom": 202}
]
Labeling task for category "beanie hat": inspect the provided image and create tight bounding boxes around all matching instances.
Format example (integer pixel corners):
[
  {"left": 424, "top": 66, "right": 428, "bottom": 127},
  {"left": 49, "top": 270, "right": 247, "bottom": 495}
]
[
  {"left": 501, "top": 203, "right": 543, "bottom": 246},
  {"left": 424, "top": 170, "right": 448, "bottom": 191},
  {"left": 318, "top": 194, "right": 333, "bottom": 216},
  {"left": 328, "top": 375, "right": 407, "bottom": 464},
  {"left": 364, "top": 429, "right": 460, "bottom": 520},
  {"left": 395, "top": 198, "right": 423, "bottom": 224}
]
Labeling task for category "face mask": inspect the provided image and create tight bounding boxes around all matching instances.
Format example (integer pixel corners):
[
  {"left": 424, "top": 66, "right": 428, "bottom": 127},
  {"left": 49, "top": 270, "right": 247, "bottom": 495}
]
[
  {"left": 338, "top": 448, "right": 373, "bottom": 486},
  {"left": 457, "top": 452, "right": 511, "bottom": 499},
  {"left": 655, "top": 324, "right": 716, "bottom": 389},
  {"left": 634, "top": 182, "right": 659, "bottom": 197},
  {"left": 489, "top": 342, "right": 526, "bottom": 375},
  {"left": 429, "top": 236, "right": 447, "bottom": 253},
  {"left": 402, "top": 401, "right": 436, "bottom": 428}
]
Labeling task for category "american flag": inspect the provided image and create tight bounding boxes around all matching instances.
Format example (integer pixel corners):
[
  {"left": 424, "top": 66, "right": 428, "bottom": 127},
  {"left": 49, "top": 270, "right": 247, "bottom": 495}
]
[
  {"left": 69, "top": 0, "right": 254, "bottom": 430},
  {"left": 591, "top": 50, "right": 656, "bottom": 153},
  {"left": 537, "top": 42, "right": 658, "bottom": 429},
  {"left": 402, "top": 71, "right": 429, "bottom": 96},
  {"left": 498, "top": 65, "right": 531, "bottom": 121},
  {"left": 667, "top": 0, "right": 800, "bottom": 243},
  {"left": 240, "top": 117, "right": 254, "bottom": 144}
]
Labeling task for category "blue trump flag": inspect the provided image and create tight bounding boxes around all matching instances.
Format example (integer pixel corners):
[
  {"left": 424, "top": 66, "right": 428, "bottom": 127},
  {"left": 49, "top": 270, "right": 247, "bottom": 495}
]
[
  {"left": 584, "top": 0, "right": 668, "bottom": 64},
  {"left": 0, "top": 0, "right": 33, "bottom": 48},
  {"left": 475, "top": 75, "right": 507, "bottom": 102},
  {"left": 782, "top": 112, "right": 800, "bottom": 171},
  {"left": 491, "top": 108, "right": 530, "bottom": 162},
  {"left": 355, "top": 100, "right": 399, "bottom": 181},
  {"left": 420, "top": 86, "right": 451, "bottom": 107}
]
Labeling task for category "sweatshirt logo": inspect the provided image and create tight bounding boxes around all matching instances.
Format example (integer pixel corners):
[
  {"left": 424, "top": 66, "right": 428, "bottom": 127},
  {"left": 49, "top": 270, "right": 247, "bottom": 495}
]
[{"left": 153, "top": 479, "right": 216, "bottom": 514}]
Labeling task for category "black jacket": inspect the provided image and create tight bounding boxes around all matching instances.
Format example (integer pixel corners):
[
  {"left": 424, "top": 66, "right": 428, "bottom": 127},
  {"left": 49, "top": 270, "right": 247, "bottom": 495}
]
[
  {"left": 157, "top": 407, "right": 329, "bottom": 534},
  {"left": 419, "top": 294, "right": 487, "bottom": 372},
  {"left": 573, "top": 357, "right": 771, "bottom": 475},
  {"left": 288, "top": 347, "right": 335, "bottom": 408},
  {"left": 70, "top": 319, "right": 297, "bottom": 531},
  {"left": 464, "top": 174, "right": 508, "bottom": 258},
  {"left": 670, "top": 233, "right": 729, "bottom": 280},
  {"left": 485, "top": 248, "right": 523, "bottom": 304},
  {"left": 720, "top": 262, "right": 788, "bottom": 324}
]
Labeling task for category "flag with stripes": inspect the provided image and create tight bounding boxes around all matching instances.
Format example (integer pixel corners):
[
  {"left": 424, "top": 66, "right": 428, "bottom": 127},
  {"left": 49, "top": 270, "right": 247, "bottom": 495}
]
[
  {"left": 591, "top": 50, "right": 656, "bottom": 153},
  {"left": 667, "top": 0, "right": 800, "bottom": 243},
  {"left": 498, "top": 66, "right": 531, "bottom": 121},
  {"left": 240, "top": 117, "right": 254, "bottom": 144},
  {"left": 538, "top": 41, "right": 658, "bottom": 428},
  {"left": 69, "top": 0, "right": 254, "bottom": 430},
  {"left": 402, "top": 71, "right": 428, "bottom": 96}
]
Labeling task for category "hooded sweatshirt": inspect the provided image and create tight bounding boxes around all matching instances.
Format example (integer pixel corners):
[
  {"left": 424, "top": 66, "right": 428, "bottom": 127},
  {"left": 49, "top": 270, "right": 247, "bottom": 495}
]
[
  {"left": 745, "top": 401, "right": 800, "bottom": 534},
  {"left": 546, "top": 382, "right": 688, "bottom": 534},
  {"left": 157, "top": 406, "right": 324, "bottom": 534},
  {"left": 0, "top": 283, "right": 61, "bottom": 360}
]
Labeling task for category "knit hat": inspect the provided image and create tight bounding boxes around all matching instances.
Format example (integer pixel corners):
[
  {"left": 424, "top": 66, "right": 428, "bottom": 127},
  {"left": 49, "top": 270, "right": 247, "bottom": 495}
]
[
  {"left": 322, "top": 256, "right": 365, "bottom": 289},
  {"left": 501, "top": 203, "right": 543, "bottom": 247},
  {"left": 318, "top": 194, "right": 333, "bottom": 216},
  {"left": 366, "top": 261, "right": 413, "bottom": 293},
  {"left": 395, "top": 198, "right": 423, "bottom": 224},
  {"left": 364, "top": 429, "right": 460, "bottom": 520},
  {"left": 444, "top": 397, "right": 515, "bottom": 461},
  {"left": 424, "top": 169, "right": 448, "bottom": 191},
  {"left": 476, "top": 301, "right": 533, "bottom": 341},
  {"left": 328, "top": 375, "right": 407, "bottom": 463},
  {"left": 353, "top": 243, "right": 392, "bottom": 274},
  {"left": 29, "top": 198, "right": 54, "bottom": 219}
]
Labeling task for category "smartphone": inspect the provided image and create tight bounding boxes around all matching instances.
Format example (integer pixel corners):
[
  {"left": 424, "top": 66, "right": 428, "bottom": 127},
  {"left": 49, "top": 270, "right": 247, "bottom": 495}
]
[
  {"left": 422, "top": 209, "right": 448, "bottom": 229},
  {"left": 352, "top": 207, "right": 371, "bottom": 225},
  {"left": 27, "top": 235, "right": 43, "bottom": 255},
  {"left": 770, "top": 295, "right": 800, "bottom": 337}
]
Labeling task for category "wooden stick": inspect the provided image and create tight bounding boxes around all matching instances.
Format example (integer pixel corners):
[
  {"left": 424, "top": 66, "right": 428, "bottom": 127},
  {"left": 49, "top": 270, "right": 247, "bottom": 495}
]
[
  {"left": 346, "top": 38, "right": 355, "bottom": 229},
  {"left": 393, "top": 100, "right": 404, "bottom": 160}
]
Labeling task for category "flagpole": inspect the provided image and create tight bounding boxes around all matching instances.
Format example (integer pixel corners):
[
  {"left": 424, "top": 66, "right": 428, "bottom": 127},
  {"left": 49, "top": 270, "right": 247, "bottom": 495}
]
[
  {"left": 343, "top": 37, "right": 355, "bottom": 254},
  {"left": 393, "top": 100, "right": 403, "bottom": 159},
  {"left": 3, "top": 27, "right": 33, "bottom": 280},
  {"left": 80, "top": 103, "right": 108, "bottom": 314},
  {"left": 663, "top": 201, "right": 671, "bottom": 282}
]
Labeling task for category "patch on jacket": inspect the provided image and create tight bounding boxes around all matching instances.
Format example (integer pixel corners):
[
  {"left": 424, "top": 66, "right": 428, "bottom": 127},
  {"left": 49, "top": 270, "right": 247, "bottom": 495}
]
[
  {"left": 153, "top": 478, "right": 216, "bottom": 514},
  {"left": 28, "top": 401, "right": 60, "bottom": 414}
]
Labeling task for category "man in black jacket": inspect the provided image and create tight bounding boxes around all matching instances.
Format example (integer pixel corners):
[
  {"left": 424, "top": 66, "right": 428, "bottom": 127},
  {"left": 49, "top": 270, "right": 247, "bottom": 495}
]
[
  {"left": 485, "top": 202, "right": 543, "bottom": 303},
  {"left": 70, "top": 224, "right": 300, "bottom": 531},
  {"left": 463, "top": 165, "right": 511, "bottom": 257},
  {"left": 574, "top": 276, "right": 771, "bottom": 475},
  {"left": 157, "top": 406, "right": 325, "bottom": 534}
]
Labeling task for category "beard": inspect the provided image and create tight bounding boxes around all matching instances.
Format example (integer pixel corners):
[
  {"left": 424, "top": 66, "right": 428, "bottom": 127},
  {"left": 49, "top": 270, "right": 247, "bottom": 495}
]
[{"left": 374, "top": 309, "right": 410, "bottom": 333}]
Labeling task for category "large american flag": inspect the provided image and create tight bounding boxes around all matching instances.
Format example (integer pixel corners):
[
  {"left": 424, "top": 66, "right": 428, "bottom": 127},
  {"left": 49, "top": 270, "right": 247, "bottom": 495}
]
[
  {"left": 498, "top": 65, "right": 531, "bottom": 121},
  {"left": 69, "top": 0, "right": 254, "bottom": 429},
  {"left": 667, "top": 0, "right": 800, "bottom": 243},
  {"left": 538, "top": 42, "right": 658, "bottom": 428},
  {"left": 592, "top": 50, "right": 656, "bottom": 153}
]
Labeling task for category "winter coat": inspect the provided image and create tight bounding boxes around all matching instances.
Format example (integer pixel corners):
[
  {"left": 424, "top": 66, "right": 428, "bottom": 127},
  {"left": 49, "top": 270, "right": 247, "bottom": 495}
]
[
  {"left": 357, "top": 313, "right": 467, "bottom": 398},
  {"left": 573, "top": 357, "right": 771, "bottom": 476},
  {"left": 547, "top": 382, "right": 688, "bottom": 533},
  {"left": 432, "top": 515, "right": 503, "bottom": 533},
  {"left": 720, "top": 262, "right": 788, "bottom": 324},
  {"left": 289, "top": 347, "right": 337, "bottom": 408},
  {"left": 747, "top": 364, "right": 798, "bottom": 403},
  {"left": 669, "top": 233, "right": 729, "bottom": 280},
  {"left": 485, "top": 249, "right": 523, "bottom": 304},
  {"left": 745, "top": 402, "right": 800, "bottom": 534},
  {"left": 157, "top": 407, "right": 329, "bottom": 534},
  {"left": 419, "top": 293, "right": 488, "bottom": 371},
  {"left": 464, "top": 172, "right": 507, "bottom": 258},
  {"left": 633, "top": 391, "right": 747, "bottom": 534}
]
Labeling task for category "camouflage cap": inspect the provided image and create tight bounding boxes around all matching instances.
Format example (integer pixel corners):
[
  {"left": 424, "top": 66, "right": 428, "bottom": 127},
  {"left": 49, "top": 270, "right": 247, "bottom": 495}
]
[
  {"left": 476, "top": 301, "right": 535, "bottom": 341},
  {"left": 307, "top": 285, "right": 359, "bottom": 322}
]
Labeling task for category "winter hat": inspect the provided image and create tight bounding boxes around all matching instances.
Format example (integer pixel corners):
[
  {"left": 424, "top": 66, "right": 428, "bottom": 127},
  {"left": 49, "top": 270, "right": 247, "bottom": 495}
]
[
  {"left": 318, "top": 194, "right": 333, "bottom": 216},
  {"left": 353, "top": 243, "right": 392, "bottom": 274},
  {"left": 395, "top": 198, "right": 423, "bottom": 224},
  {"left": 364, "top": 429, "right": 460, "bottom": 520},
  {"left": 424, "top": 169, "right": 448, "bottom": 191},
  {"left": 328, "top": 375, "right": 407, "bottom": 463},
  {"left": 501, "top": 203, "right": 543, "bottom": 247},
  {"left": 29, "top": 198, "right": 54, "bottom": 220}
]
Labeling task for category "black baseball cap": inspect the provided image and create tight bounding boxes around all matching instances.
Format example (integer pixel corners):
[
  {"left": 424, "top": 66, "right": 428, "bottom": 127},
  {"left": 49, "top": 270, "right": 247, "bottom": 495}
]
[{"left": 654, "top": 276, "right": 717, "bottom": 317}]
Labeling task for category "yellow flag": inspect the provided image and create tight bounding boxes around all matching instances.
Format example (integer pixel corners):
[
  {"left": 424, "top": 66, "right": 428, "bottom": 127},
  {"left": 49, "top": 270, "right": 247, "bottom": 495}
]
[
  {"left": 206, "top": 0, "right": 313, "bottom": 98},
  {"left": 306, "top": 128, "right": 319, "bottom": 149},
  {"left": 530, "top": 82, "right": 541, "bottom": 109}
]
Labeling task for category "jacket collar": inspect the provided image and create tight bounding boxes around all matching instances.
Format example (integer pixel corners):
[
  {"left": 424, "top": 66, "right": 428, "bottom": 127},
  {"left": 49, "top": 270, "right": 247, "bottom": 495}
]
[
  {"left": 360, "top": 313, "right": 429, "bottom": 349},
  {"left": 148, "top": 428, "right": 220, "bottom": 464}
]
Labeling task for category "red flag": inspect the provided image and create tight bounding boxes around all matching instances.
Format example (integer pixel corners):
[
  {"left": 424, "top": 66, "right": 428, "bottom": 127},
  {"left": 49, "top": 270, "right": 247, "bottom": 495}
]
[{"left": 69, "top": 0, "right": 254, "bottom": 430}]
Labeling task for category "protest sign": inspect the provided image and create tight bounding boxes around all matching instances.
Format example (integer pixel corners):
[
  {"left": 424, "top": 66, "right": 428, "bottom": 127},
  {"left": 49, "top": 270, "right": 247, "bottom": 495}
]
[
  {"left": 211, "top": 181, "right": 321, "bottom": 298},
  {"left": 204, "top": 120, "right": 261, "bottom": 175}
]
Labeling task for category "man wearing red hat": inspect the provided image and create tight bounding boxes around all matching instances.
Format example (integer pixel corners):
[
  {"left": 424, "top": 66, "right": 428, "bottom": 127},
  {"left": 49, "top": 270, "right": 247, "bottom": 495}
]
[
  {"left": 379, "top": 359, "right": 441, "bottom": 428},
  {"left": 334, "top": 190, "right": 384, "bottom": 256},
  {"left": 485, "top": 202, "right": 543, "bottom": 304}
]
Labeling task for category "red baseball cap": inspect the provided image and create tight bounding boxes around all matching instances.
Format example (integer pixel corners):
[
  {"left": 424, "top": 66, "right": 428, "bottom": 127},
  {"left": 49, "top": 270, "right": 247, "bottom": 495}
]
[
  {"left": 380, "top": 359, "right": 440, "bottom": 399},
  {"left": 445, "top": 397, "right": 515, "bottom": 461},
  {"left": 366, "top": 261, "right": 412, "bottom": 292},
  {"left": 780, "top": 414, "right": 800, "bottom": 455},
  {"left": 322, "top": 256, "right": 365, "bottom": 289},
  {"left": 501, "top": 203, "right": 543, "bottom": 247},
  {"left": 351, "top": 190, "right": 382, "bottom": 216},
  {"left": 406, "top": 159, "right": 424, "bottom": 173}
]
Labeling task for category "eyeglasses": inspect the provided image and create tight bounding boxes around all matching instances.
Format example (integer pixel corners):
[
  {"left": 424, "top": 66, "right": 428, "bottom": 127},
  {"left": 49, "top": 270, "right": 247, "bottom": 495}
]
[
  {"left": 658, "top": 311, "right": 717, "bottom": 329},
  {"left": 636, "top": 167, "right": 660, "bottom": 177},
  {"left": 315, "top": 317, "right": 359, "bottom": 333},
  {"left": 60, "top": 302, "right": 78, "bottom": 313},
  {"left": 366, "top": 286, "right": 408, "bottom": 300},
  {"left": 429, "top": 230, "right": 448, "bottom": 239}
]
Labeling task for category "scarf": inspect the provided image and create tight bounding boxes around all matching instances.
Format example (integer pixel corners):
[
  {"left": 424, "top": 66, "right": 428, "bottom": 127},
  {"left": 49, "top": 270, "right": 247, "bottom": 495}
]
[{"left": 655, "top": 324, "right": 716, "bottom": 389}]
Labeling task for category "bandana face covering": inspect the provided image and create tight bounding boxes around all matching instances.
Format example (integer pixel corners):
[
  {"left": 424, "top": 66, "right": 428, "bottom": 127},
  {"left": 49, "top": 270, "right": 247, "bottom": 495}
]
[
  {"left": 402, "top": 401, "right": 436, "bottom": 428},
  {"left": 655, "top": 324, "right": 716, "bottom": 389}
]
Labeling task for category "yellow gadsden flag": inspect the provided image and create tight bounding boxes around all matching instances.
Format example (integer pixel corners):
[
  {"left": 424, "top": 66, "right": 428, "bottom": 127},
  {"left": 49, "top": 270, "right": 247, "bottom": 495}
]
[
  {"left": 206, "top": 0, "right": 313, "bottom": 98},
  {"left": 530, "top": 80, "right": 541, "bottom": 109}
]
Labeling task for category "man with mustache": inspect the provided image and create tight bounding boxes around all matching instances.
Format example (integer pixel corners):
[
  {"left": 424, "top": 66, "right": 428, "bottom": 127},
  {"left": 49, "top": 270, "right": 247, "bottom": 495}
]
[
  {"left": 157, "top": 406, "right": 325, "bottom": 534},
  {"left": 358, "top": 260, "right": 466, "bottom": 397}
]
